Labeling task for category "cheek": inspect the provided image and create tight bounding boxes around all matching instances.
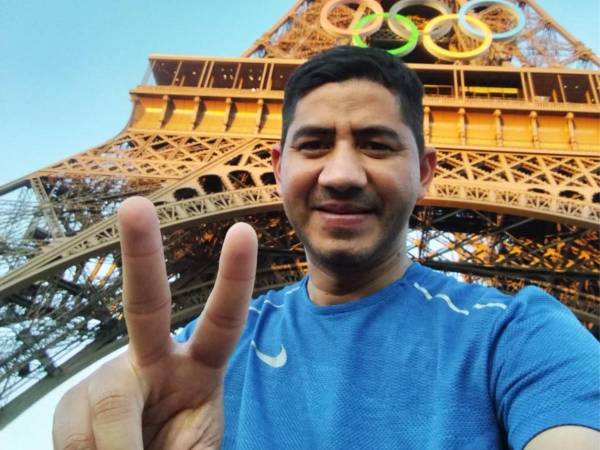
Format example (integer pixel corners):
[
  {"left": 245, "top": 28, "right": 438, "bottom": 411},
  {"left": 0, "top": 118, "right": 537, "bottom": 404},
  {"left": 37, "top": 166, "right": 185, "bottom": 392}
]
[
  {"left": 373, "top": 167, "right": 420, "bottom": 204},
  {"left": 280, "top": 162, "right": 320, "bottom": 200}
]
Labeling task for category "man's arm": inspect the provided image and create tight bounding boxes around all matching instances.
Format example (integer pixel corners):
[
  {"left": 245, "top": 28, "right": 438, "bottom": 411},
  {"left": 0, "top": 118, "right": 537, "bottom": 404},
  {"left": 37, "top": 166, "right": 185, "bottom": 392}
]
[
  {"left": 525, "top": 425, "right": 600, "bottom": 449},
  {"left": 487, "top": 286, "right": 599, "bottom": 450},
  {"left": 53, "top": 197, "right": 258, "bottom": 449}
]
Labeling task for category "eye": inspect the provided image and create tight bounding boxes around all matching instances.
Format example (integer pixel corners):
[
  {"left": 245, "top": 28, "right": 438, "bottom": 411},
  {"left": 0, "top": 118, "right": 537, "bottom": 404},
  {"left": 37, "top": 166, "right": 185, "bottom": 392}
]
[
  {"left": 359, "top": 141, "right": 396, "bottom": 156},
  {"left": 293, "top": 140, "right": 331, "bottom": 154}
]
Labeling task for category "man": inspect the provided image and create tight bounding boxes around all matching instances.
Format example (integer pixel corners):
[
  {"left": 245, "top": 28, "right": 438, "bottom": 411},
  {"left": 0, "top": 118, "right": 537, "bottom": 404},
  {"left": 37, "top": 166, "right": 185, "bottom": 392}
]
[{"left": 53, "top": 46, "right": 599, "bottom": 449}]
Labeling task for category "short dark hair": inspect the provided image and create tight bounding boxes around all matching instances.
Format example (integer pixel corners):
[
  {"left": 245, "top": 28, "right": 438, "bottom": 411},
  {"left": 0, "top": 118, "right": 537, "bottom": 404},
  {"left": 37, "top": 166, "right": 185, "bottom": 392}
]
[{"left": 281, "top": 46, "right": 424, "bottom": 155}]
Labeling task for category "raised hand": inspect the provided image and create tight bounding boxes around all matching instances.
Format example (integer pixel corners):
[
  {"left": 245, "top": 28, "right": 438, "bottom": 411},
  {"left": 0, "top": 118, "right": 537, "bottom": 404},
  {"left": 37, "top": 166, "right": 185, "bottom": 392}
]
[{"left": 52, "top": 196, "right": 257, "bottom": 449}]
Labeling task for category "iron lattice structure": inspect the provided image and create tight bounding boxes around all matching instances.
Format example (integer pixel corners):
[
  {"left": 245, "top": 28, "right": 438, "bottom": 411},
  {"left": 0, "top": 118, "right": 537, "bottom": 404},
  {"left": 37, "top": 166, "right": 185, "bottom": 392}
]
[{"left": 0, "top": 0, "right": 598, "bottom": 426}]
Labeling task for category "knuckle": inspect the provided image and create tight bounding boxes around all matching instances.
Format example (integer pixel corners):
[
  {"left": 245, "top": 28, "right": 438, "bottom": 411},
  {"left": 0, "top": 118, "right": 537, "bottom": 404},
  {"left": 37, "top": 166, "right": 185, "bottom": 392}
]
[
  {"left": 91, "top": 391, "right": 137, "bottom": 424},
  {"left": 205, "top": 308, "right": 245, "bottom": 330},
  {"left": 59, "top": 433, "right": 96, "bottom": 450},
  {"left": 125, "top": 295, "right": 170, "bottom": 317}
]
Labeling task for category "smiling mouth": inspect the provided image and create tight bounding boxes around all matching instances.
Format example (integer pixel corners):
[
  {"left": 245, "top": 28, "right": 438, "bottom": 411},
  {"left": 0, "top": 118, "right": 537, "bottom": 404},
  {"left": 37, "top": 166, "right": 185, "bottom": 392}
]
[
  {"left": 314, "top": 203, "right": 373, "bottom": 215},
  {"left": 313, "top": 203, "right": 376, "bottom": 229}
]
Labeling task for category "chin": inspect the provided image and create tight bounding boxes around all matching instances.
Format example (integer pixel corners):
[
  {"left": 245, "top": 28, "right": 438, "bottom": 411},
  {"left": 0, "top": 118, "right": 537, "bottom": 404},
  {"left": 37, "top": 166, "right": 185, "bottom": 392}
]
[{"left": 307, "top": 243, "right": 381, "bottom": 272}]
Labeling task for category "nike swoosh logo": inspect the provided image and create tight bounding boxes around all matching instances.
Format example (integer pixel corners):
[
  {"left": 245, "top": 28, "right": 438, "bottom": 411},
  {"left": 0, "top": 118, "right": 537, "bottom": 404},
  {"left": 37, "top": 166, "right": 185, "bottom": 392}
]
[{"left": 251, "top": 340, "right": 287, "bottom": 368}]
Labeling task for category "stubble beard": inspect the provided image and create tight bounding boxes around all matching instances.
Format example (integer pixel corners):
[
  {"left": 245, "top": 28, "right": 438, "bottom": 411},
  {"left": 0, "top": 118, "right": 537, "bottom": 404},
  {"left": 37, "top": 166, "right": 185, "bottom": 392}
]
[{"left": 294, "top": 216, "right": 409, "bottom": 276}]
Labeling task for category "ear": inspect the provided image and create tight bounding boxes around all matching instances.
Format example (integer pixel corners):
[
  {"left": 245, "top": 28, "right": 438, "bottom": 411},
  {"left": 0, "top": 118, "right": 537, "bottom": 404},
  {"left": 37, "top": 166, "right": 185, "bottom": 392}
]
[
  {"left": 417, "top": 146, "right": 436, "bottom": 201},
  {"left": 271, "top": 143, "right": 282, "bottom": 195}
]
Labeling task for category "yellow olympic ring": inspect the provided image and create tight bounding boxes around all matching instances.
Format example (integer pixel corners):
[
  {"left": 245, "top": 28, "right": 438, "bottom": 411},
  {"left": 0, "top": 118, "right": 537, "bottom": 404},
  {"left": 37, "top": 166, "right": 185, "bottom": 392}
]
[
  {"left": 319, "top": 0, "right": 524, "bottom": 61},
  {"left": 422, "top": 14, "right": 493, "bottom": 61}
]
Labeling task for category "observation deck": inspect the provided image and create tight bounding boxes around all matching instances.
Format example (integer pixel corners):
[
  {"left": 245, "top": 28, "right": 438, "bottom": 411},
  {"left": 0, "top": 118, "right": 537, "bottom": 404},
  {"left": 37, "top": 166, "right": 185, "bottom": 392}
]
[{"left": 129, "top": 55, "right": 600, "bottom": 154}]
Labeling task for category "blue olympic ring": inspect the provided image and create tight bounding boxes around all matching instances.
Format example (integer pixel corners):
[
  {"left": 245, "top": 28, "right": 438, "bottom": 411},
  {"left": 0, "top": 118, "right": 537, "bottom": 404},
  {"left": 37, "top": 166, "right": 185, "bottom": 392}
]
[{"left": 458, "top": 0, "right": 526, "bottom": 42}]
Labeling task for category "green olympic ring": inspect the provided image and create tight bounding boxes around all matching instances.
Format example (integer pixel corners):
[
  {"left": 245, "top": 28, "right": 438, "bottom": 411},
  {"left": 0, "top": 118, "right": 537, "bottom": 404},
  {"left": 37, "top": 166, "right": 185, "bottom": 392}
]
[{"left": 352, "top": 12, "right": 419, "bottom": 57}]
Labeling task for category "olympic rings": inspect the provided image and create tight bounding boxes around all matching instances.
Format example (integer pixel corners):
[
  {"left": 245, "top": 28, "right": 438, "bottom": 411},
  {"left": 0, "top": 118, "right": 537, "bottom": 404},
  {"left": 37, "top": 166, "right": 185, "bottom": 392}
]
[
  {"left": 458, "top": 0, "right": 525, "bottom": 42},
  {"left": 319, "top": 0, "right": 526, "bottom": 60},
  {"left": 388, "top": 0, "right": 452, "bottom": 40},
  {"left": 353, "top": 13, "right": 419, "bottom": 57},
  {"left": 422, "top": 14, "right": 493, "bottom": 61}
]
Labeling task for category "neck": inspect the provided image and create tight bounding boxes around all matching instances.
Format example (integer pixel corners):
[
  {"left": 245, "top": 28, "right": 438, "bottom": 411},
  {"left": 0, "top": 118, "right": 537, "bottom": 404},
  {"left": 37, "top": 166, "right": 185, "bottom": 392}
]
[{"left": 306, "top": 250, "right": 412, "bottom": 306}]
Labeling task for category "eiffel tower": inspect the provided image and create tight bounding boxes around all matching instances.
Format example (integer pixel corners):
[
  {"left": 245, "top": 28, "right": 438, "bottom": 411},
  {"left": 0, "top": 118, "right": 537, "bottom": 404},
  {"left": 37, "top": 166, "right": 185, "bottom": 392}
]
[{"left": 1, "top": 0, "right": 598, "bottom": 426}]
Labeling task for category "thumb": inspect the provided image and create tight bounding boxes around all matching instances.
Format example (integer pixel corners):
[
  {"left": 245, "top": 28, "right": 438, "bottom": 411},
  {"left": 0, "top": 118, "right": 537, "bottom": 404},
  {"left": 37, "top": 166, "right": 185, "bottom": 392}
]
[
  {"left": 87, "top": 355, "right": 145, "bottom": 450},
  {"left": 187, "top": 222, "right": 258, "bottom": 368}
]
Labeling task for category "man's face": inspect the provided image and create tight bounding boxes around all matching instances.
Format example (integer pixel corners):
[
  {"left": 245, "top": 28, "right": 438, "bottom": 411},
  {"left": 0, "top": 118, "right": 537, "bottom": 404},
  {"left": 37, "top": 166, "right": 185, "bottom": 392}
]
[{"left": 272, "top": 79, "right": 435, "bottom": 272}]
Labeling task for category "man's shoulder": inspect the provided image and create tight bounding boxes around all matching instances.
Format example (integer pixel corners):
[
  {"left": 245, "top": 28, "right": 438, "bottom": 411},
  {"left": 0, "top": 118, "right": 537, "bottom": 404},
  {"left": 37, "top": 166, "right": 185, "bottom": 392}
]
[
  {"left": 175, "top": 280, "right": 305, "bottom": 344},
  {"left": 249, "top": 279, "right": 305, "bottom": 312},
  {"left": 408, "top": 263, "right": 572, "bottom": 324},
  {"left": 409, "top": 263, "right": 509, "bottom": 308}
]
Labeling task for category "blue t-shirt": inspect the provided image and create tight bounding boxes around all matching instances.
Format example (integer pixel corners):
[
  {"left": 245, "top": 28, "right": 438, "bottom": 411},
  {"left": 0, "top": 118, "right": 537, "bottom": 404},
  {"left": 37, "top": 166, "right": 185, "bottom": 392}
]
[{"left": 177, "top": 263, "right": 599, "bottom": 449}]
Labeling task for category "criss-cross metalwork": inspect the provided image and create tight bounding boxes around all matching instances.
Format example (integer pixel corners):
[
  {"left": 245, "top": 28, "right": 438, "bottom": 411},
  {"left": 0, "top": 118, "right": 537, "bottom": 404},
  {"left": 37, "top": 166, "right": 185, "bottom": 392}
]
[{"left": 1, "top": 0, "right": 598, "bottom": 427}]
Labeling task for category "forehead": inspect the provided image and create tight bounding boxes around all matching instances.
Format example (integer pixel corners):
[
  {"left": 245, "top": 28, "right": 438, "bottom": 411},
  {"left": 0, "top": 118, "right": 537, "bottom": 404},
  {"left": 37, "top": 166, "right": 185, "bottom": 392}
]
[{"left": 291, "top": 79, "right": 403, "bottom": 130}]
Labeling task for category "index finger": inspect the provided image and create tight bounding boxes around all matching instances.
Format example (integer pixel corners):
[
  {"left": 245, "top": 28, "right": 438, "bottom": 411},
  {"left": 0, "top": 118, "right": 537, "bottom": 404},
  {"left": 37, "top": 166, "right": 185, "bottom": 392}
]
[{"left": 118, "top": 196, "right": 173, "bottom": 367}]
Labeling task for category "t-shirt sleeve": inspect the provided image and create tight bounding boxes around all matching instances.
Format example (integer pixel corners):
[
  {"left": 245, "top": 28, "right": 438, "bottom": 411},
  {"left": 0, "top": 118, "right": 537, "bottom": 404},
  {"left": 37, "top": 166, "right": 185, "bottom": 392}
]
[{"left": 488, "top": 286, "right": 600, "bottom": 450}]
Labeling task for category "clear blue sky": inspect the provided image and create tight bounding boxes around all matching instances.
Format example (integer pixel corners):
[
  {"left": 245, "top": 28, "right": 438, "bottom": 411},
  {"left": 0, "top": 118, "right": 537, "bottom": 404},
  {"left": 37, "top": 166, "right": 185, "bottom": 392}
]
[
  {"left": 1, "top": 1, "right": 599, "bottom": 447},
  {"left": 0, "top": 0, "right": 292, "bottom": 186},
  {"left": 0, "top": 0, "right": 598, "bottom": 186}
]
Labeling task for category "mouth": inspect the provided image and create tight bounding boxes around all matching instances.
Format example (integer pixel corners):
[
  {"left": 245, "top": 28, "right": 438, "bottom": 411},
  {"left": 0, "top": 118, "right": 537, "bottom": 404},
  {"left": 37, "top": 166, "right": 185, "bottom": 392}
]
[
  {"left": 313, "top": 202, "right": 376, "bottom": 229},
  {"left": 314, "top": 202, "right": 374, "bottom": 215}
]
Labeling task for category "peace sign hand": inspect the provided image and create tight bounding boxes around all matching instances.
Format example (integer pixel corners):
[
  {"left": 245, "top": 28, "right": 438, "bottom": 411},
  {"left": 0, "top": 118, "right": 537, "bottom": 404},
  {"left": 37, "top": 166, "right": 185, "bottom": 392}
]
[{"left": 52, "top": 196, "right": 258, "bottom": 449}]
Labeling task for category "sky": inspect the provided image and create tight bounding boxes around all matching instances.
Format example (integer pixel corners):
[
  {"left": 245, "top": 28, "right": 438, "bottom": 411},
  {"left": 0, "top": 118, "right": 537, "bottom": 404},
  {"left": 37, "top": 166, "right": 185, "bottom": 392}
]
[
  {"left": 0, "top": 0, "right": 599, "bottom": 187},
  {"left": 1, "top": 0, "right": 599, "bottom": 447}
]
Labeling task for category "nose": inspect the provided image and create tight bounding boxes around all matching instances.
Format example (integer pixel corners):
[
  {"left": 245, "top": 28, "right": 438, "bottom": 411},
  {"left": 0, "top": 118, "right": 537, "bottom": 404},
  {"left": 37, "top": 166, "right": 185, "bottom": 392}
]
[{"left": 317, "top": 144, "right": 367, "bottom": 192}]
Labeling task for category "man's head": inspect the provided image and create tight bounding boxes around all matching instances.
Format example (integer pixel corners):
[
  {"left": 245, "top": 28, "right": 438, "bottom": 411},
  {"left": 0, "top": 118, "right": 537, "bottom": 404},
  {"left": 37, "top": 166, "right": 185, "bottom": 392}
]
[
  {"left": 272, "top": 46, "right": 435, "bottom": 276},
  {"left": 281, "top": 45, "right": 424, "bottom": 155}
]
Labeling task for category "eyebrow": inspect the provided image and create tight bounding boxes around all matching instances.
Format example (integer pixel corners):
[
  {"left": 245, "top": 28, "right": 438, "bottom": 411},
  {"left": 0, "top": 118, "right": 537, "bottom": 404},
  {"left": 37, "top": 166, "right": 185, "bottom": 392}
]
[
  {"left": 290, "top": 125, "right": 401, "bottom": 143},
  {"left": 290, "top": 126, "right": 334, "bottom": 143},
  {"left": 353, "top": 126, "right": 401, "bottom": 142}
]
